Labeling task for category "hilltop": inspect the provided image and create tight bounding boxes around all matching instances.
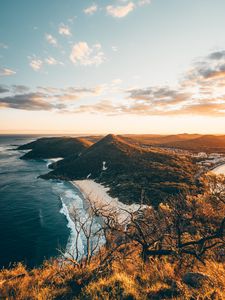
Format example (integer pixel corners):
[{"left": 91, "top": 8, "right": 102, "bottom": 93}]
[
  {"left": 17, "top": 137, "right": 92, "bottom": 160},
  {"left": 121, "top": 134, "right": 225, "bottom": 153},
  {"left": 159, "top": 135, "right": 225, "bottom": 153},
  {"left": 122, "top": 133, "right": 202, "bottom": 147},
  {"left": 41, "top": 134, "right": 201, "bottom": 206}
]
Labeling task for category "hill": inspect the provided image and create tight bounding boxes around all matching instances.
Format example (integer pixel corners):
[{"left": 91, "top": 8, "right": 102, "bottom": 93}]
[
  {"left": 41, "top": 134, "right": 201, "bottom": 206},
  {"left": 162, "top": 135, "right": 225, "bottom": 153},
  {"left": 18, "top": 137, "right": 92, "bottom": 159},
  {"left": 121, "top": 134, "right": 202, "bottom": 147}
]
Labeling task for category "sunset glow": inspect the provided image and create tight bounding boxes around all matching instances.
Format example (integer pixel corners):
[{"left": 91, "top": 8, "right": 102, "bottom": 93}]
[{"left": 1, "top": 0, "right": 225, "bottom": 134}]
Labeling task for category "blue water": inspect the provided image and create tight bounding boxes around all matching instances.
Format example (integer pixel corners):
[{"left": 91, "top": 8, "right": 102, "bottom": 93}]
[{"left": 0, "top": 135, "right": 88, "bottom": 268}]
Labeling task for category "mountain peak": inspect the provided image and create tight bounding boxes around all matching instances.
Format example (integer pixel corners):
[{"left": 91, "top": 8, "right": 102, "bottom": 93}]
[{"left": 95, "top": 134, "right": 123, "bottom": 145}]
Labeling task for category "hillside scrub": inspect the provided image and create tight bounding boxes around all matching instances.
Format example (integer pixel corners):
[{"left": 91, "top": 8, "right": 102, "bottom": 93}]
[
  {"left": 0, "top": 174, "right": 224, "bottom": 299},
  {"left": 41, "top": 134, "right": 202, "bottom": 207},
  {"left": 18, "top": 137, "right": 92, "bottom": 160}
]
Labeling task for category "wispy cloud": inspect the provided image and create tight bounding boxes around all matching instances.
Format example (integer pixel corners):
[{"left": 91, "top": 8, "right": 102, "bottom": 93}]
[
  {"left": 0, "top": 85, "right": 9, "bottom": 93},
  {"left": 29, "top": 55, "right": 63, "bottom": 71},
  {"left": 3, "top": 50, "right": 225, "bottom": 116},
  {"left": 70, "top": 42, "right": 105, "bottom": 66},
  {"left": 106, "top": 2, "right": 135, "bottom": 18},
  {"left": 58, "top": 23, "right": 71, "bottom": 36},
  {"left": 0, "top": 93, "right": 56, "bottom": 111},
  {"left": 0, "top": 84, "right": 105, "bottom": 111},
  {"left": 45, "top": 33, "right": 58, "bottom": 46},
  {"left": 70, "top": 50, "right": 225, "bottom": 117},
  {"left": 0, "top": 68, "right": 16, "bottom": 76},
  {"left": 12, "top": 85, "right": 30, "bottom": 93},
  {"left": 84, "top": 4, "right": 98, "bottom": 15},
  {"left": 45, "top": 57, "right": 63, "bottom": 65},
  {"left": 29, "top": 58, "right": 43, "bottom": 71}
]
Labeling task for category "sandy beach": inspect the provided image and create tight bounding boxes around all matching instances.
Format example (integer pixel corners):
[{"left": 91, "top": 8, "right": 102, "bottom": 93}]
[{"left": 72, "top": 180, "right": 145, "bottom": 223}]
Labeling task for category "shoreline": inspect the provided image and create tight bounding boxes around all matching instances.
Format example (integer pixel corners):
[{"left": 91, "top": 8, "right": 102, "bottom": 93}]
[
  {"left": 211, "top": 163, "right": 225, "bottom": 175},
  {"left": 71, "top": 179, "right": 146, "bottom": 223}
]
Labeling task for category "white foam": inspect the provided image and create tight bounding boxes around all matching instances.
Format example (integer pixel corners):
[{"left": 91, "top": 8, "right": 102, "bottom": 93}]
[
  {"left": 59, "top": 198, "right": 84, "bottom": 259},
  {"left": 56, "top": 182, "right": 105, "bottom": 260},
  {"left": 102, "top": 161, "right": 107, "bottom": 171},
  {"left": 0, "top": 146, "right": 9, "bottom": 152},
  {"left": 45, "top": 158, "right": 63, "bottom": 167},
  {"left": 72, "top": 180, "right": 148, "bottom": 224}
]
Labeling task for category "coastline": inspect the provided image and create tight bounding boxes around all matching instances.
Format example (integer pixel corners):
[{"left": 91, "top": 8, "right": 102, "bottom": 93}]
[
  {"left": 211, "top": 163, "right": 225, "bottom": 175},
  {"left": 71, "top": 179, "right": 145, "bottom": 223}
]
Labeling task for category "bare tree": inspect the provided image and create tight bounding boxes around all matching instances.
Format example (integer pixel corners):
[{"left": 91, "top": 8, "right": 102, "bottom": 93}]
[
  {"left": 60, "top": 174, "right": 225, "bottom": 271},
  {"left": 114, "top": 175, "right": 225, "bottom": 263}
]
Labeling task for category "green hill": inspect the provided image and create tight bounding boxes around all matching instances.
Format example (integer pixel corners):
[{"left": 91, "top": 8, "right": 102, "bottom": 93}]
[
  {"left": 18, "top": 137, "right": 92, "bottom": 159},
  {"left": 41, "top": 134, "right": 201, "bottom": 206}
]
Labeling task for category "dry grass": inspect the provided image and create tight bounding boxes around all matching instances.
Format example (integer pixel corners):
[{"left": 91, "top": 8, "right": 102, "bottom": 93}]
[{"left": 0, "top": 252, "right": 225, "bottom": 300}]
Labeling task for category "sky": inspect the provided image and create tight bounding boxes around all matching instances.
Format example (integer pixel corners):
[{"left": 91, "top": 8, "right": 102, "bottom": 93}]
[{"left": 1, "top": 0, "right": 225, "bottom": 134}]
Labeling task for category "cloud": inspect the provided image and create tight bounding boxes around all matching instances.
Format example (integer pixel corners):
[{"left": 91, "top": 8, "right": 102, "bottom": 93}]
[
  {"left": 70, "top": 49, "right": 225, "bottom": 117},
  {"left": 29, "top": 59, "right": 43, "bottom": 71},
  {"left": 74, "top": 100, "right": 120, "bottom": 115},
  {"left": 70, "top": 42, "right": 105, "bottom": 66},
  {"left": 84, "top": 4, "right": 98, "bottom": 15},
  {"left": 29, "top": 55, "right": 63, "bottom": 71},
  {"left": 55, "top": 86, "right": 103, "bottom": 101},
  {"left": 45, "top": 34, "right": 58, "bottom": 46},
  {"left": 112, "top": 78, "right": 123, "bottom": 85},
  {"left": 187, "top": 50, "right": 225, "bottom": 79},
  {"left": 0, "top": 85, "right": 9, "bottom": 93},
  {"left": 45, "top": 57, "right": 63, "bottom": 65},
  {"left": 128, "top": 87, "right": 190, "bottom": 105},
  {"left": 12, "top": 85, "right": 30, "bottom": 93},
  {"left": 35, "top": 85, "right": 103, "bottom": 97},
  {"left": 208, "top": 50, "right": 225, "bottom": 60},
  {"left": 58, "top": 24, "right": 71, "bottom": 36},
  {"left": 0, "top": 83, "right": 106, "bottom": 111},
  {"left": 106, "top": 2, "right": 135, "bottom": 18},
  {"left": 0, "top": 68, "right": 16, "bottom": 76},
  {"left": 71, "top": 97, "right": 225, "bottom": 117},
  {"left": 4, "top": 49, "right": 225, "bottom": 116},
  {"left": 0, "top": 93, "right": 55, "bottom": 111}
]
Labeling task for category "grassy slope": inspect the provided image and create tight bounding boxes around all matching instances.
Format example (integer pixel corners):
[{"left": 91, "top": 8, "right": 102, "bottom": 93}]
[{"left": 0, "top": 251, "right": 224, "bottom": 300}]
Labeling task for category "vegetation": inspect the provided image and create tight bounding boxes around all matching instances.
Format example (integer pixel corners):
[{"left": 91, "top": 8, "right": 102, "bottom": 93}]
[
  {"left": 123, "top": 134, "right": 225, "bottom": 153},
  {"left": 122, "top": 133, "right": 202, "bottom": 147},
  {"left": 0, "top": 173, "right": 224, "bottom": 299},
  {"left": 41, "top": 134, "right": 201, "bottom": 207},
  {"left": 18, "top": 137, "right": 92, "bottom": 160}
]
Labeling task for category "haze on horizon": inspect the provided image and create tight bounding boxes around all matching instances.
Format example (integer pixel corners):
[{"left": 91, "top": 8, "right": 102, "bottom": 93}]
[{"left": 1, "top": 0, "right": 225, "bottom": 135}]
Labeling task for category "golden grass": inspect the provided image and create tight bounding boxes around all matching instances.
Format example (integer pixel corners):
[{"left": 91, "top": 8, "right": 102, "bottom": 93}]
[{"left": 0, "top": 253, "right": 225, "bottom": 299}]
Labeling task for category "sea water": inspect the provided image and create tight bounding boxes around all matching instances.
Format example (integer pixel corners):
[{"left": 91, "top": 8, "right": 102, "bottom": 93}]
[{"left": 0, "top": 135, "right": 100, "bottom": 268}]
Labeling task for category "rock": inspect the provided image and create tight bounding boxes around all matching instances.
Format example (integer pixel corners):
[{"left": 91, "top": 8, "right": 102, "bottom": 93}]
[{"left": 182, "top": 272, "right": 212, "bottom": 288}]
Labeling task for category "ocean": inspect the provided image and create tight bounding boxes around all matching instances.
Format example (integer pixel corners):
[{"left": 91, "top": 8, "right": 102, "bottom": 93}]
[{"left": 0, "top": 135, "right": 94, "bottom": 269}]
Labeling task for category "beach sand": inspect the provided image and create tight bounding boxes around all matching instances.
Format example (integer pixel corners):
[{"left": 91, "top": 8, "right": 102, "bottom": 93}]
[{"left": 71, "top": 180, "right": 144, "bottom": 223}]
